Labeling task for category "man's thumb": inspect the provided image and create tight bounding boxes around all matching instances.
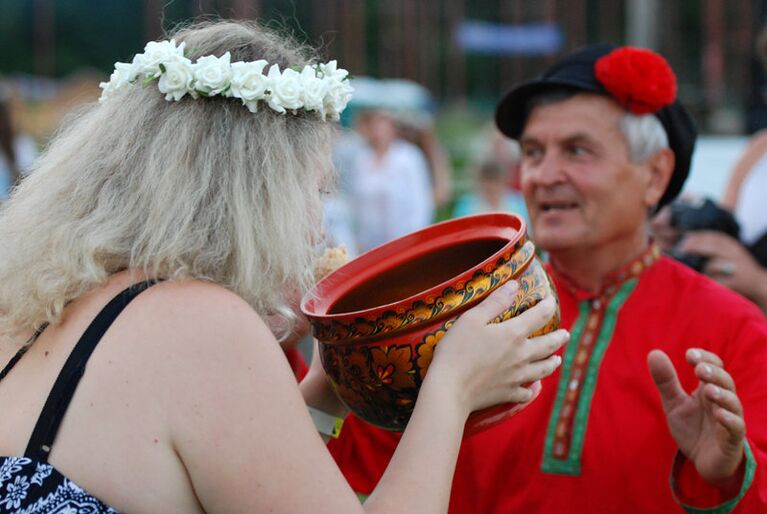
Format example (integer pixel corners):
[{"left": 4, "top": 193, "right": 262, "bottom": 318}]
[{"left": 647, "top": 349, "right": 687, "bottom": 409}]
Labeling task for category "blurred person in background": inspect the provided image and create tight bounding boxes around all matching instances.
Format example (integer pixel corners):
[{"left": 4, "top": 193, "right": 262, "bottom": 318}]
[
  {"left": 329, "top": 44, "right": 767, "bottom": 513},
  {"left": 0, "top": 20, "right": 567, "bottom": 513},
  {"left": 324, "top": 126, "right": 364, "bottom": 258},
  {"left": 395, "top": 111, "right": 454, "bottom": 210},
  {"left": 477, "top": 123, "right": 528, "bottom": 191},
  {"left": 0, "top": 87, "right": 37, "bottom": 201},
  {"left": 347, "top": 108, "right": 434, "bottom": 253},
  {"left": 452, "top": 157, "right": 529, "bottom": 226}
]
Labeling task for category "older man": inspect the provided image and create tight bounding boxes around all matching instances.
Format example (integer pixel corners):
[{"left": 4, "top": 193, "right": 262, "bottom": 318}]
[{"left": 328, "top": 45, "right": 767, "bottom": 513}]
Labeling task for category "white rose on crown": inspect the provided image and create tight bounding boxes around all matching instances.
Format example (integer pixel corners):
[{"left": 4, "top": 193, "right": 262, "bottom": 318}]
[
  {"left": 133, "top": 39, "right": 186, "bottom": 79},
  {"left": 318, "top": 60, "right": 349, "bottom": 82},
  {"left": 158, "top": 58, "right": 195, "bottom": 101},
  {"left": 193, "top": 52, "right": 232, "bottom": 96},
  {"left": 98, "top": 61, "right": 138, "bottom": 101},
  {"left": 229, "top": 60, "right": 269, "bottom": 112},
  {"left": 324, "top": 77, "right": 354, "bottom": 120},
  {"left": 113, "top": 62, "right": 138, "bottom": 86},
  {"left": 300, "top": 65, "right": 329, "bottom": 117},
  {"left": 267, "top": 65, "right": 303, "bottom": 113}
]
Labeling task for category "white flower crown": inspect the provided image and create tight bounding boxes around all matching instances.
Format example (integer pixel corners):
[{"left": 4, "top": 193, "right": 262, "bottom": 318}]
[{"left": 99, "top": 39, "right": 354, "bottom": 121}]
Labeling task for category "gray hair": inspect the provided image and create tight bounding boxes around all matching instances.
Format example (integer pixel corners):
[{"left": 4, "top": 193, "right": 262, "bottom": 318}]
[
  {"left": 0, "top": 20, "right": 334, "bottom": 338},
  {"left": 524, "top": 88, "right": 669, "bottom": 163}
]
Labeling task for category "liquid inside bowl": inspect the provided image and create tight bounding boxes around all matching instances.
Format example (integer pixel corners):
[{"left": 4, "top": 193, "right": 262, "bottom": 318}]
[{"left": 327, "top": 237, "right": 508, "bottom": 314}]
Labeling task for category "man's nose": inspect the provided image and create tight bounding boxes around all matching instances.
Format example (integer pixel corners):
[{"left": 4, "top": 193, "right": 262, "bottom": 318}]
[{"left": 525, "top": 151, "right": 565, "bottom": 186}]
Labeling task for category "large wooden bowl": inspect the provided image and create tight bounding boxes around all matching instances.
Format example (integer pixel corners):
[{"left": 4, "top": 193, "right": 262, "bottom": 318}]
[{"left": 301, "top": 213, "right": 559, "bottom": 436}]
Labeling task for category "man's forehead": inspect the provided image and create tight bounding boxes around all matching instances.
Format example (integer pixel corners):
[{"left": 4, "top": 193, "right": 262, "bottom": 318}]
[{"left": 520, "top": 93, "right": 625, "bottom": 141}]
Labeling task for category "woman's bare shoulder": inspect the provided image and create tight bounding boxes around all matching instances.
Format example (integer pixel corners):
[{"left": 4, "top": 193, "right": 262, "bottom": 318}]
[
  {"left": 109, "top": 278, "right": 289, "bottom": 391},
  {"left": 134, "top": 278, "right": 260, "bottom": 313},
  {"left": 126, "top": 279, "right": 274, "bottom": 341}
]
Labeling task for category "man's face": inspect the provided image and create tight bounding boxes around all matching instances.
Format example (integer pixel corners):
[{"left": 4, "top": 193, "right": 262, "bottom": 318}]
[{"left": 518, "top": 93, "right": 659, "bottom": 254}]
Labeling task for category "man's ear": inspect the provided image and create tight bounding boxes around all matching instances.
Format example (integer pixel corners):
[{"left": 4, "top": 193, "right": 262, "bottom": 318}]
[{"left": 644, "top": 148, "right": 675, "bottom": 207}]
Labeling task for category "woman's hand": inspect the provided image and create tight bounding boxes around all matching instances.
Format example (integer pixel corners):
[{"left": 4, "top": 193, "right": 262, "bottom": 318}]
[{"left": 425, "top": 281, "right": 567, "bottom": 419}]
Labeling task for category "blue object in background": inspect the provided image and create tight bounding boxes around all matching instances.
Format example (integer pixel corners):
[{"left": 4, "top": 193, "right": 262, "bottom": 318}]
[{"left": 455, "top": 21, "right": 564, "bottom": 56}]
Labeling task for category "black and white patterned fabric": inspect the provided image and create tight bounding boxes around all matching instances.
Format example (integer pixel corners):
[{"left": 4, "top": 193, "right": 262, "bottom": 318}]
[{"left": 0, "top": 457, "right": 117, "bottom": 513}]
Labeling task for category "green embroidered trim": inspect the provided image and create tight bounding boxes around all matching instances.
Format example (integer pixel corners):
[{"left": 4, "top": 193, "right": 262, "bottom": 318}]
[
  {"left": 541, "top": 279, "right": 638, "bottom": 475},
  {"left": 673, "top": 441, "right": 757, "bottom": 514},
  {"left": 541, "top": 299, "right": 589, "bottom": 474}
]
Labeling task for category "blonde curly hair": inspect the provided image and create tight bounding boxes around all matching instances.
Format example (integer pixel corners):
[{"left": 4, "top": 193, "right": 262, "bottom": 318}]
[{"left": 0, "top": 20, "right": 334, "bottom": 339}]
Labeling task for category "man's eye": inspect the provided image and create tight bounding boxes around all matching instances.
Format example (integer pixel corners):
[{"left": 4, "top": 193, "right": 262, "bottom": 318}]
[
  {"left": 569, "top": 145, "right": 589, "bottom": 156},
  {"left": 522, "top": 147, "right": 542, "bottom": 159}
]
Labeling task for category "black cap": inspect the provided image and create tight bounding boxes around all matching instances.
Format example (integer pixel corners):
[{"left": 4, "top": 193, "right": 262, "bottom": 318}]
[{"left": 495, "top": 44, "right": 697, "bottom": 208}]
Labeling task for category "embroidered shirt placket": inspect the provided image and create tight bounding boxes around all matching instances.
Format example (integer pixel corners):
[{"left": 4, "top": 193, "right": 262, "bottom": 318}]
[{"left": 541, "top": 244, "right": 660, "bottom": 475}]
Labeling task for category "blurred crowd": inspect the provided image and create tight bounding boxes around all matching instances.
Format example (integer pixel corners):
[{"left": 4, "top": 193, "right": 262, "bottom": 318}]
[{"left": 323, "top": 77, "right": 530, "bottom": 260}]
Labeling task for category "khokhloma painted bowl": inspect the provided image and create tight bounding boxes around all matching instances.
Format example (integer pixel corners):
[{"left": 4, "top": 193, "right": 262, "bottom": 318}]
[{"left": 301, "top": 213, "right": 560, "bottom": 436}]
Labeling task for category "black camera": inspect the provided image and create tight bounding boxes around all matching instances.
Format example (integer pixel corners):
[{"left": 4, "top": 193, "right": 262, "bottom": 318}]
[{"left": 668, "top": 196, "right": 741, "bottom": 272}]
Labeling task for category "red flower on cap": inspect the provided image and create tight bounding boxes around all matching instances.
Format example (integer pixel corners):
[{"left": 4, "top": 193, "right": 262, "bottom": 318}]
[{"left": 594, "top": 46, "right": 677, "bottom": 115}]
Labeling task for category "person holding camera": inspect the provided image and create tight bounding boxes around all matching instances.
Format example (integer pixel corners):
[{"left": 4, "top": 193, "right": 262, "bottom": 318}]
[
  {"left": 650, "top": 158, "right": 767, "bottom": 316},
  {"left": 676, "top": 228, "right": 767, "bottom": 316}
]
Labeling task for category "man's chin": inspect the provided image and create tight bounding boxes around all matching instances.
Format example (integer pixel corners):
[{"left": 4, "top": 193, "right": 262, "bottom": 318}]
[{"left": 531, "top": 232, "right": 582, "bottom": 254}]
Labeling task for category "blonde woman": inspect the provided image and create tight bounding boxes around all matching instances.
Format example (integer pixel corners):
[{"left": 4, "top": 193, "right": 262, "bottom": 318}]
[{"left": 0, "top": 21, "right": 566, "bottom": 513}]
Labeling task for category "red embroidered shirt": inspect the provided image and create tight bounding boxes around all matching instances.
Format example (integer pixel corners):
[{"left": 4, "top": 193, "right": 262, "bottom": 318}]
[{"left": 328, "top": 254, "right": 767, "bottom": 513}]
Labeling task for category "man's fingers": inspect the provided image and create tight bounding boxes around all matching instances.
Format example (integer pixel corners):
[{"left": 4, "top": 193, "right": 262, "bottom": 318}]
[
  {"left": 648, "top": 349, "right": 688, "bottom": 409},
  {"left": 704, "top": 384, "right": 744, "bottom": 418},
  {"left": 680, "top": 231, "right": 738, "bottom": 257},
  {"left": 686, "top": 348, "right": 724, "bottom": 368},
  {"left": 714, "top": 408, "right": 746, "bottom": 445},
  {"left": 695, "top": 362, "right": 736, "bottom": 392}
]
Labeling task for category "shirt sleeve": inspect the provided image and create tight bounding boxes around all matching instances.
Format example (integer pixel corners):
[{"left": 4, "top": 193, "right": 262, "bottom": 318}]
[{"left": 670, "top": 441, "right": 760, "bottom": 513}]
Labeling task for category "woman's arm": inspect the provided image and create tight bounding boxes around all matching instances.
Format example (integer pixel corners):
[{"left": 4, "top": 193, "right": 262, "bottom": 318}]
[{"left": 159, "top": 280, "right": 564, "bottom": 513}]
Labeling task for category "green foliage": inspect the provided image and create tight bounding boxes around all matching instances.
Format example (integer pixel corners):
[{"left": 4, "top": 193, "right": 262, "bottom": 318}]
[{"left": 0, "top": 0, "right": 35, "bottom": 75}]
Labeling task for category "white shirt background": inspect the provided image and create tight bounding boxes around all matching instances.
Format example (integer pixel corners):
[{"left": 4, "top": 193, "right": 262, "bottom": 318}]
[{"left": 347, "top": 139, "right": 434, "bottom": 253}]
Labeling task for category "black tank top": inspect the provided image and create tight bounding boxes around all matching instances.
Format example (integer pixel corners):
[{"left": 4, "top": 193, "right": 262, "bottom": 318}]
[{"left": 0, "top": 281, "right": 157, "bottom": 514}]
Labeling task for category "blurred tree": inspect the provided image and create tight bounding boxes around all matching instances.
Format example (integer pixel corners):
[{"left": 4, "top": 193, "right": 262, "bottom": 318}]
[{"left": 0, "top": 0, "right": 762, "bottom": 133}]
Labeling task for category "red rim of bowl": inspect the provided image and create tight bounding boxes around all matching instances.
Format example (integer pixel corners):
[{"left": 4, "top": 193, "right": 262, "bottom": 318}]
[{"left": 301, "top": 212, "right": 527, "bottom": 323}]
